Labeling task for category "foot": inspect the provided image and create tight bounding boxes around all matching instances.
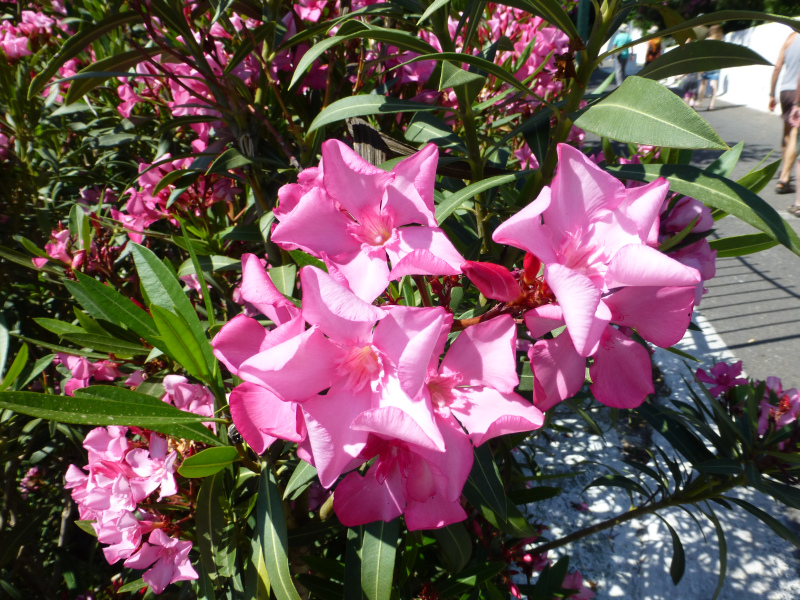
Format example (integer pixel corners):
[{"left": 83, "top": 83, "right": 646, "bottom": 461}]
[
  {"left": 776, "top": 181, "right": 795, "bottom": 194},
  {"left": 788, "top": 205, "right": 800, "bottom": 218}
]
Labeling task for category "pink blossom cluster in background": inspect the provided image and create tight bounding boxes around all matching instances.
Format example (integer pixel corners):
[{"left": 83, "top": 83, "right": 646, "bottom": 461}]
[
  {"left": 696, "top": 360, "right": 748, "bottom": 398},
  {"left": 112, "top": 151, "right": 241, "bottom": 242},
  {"left": 64, "top": 427, "right": 198, "bottom": 593},
  {"left": 758, "top": 376, "right": 800, "bottom": 437},
  {"left": 56, "top": 353, "right": 123, "bottom": 396},
  {"left": 212, "top": 141, "right": 709, "bottom": 530}
]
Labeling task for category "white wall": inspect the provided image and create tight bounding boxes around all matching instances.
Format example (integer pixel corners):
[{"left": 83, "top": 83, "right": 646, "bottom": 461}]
[{"left": 718, "top": 22, "right": 795, "bottom": 112}]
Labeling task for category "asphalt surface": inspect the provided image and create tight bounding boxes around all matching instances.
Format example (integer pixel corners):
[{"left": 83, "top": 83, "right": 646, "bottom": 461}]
[{"left": 686, "top": 101, "right": 800, "bottom": 390}]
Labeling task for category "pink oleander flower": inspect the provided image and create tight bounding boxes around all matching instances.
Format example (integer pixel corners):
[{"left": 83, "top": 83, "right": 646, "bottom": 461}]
[
  {"left": 57, "top": 353, "right": 122, "bottom": 396},
  {"left": 123, "top": 529, "right": 198, "bottom": 594},
  {"left": 494, "top": 144, "right": 701, "bottom": 410},
  {"left": 696, "top": 361, "right": 748, "bottom": 397},
  {"left": 272, "top": 140, "right": 465, "bottom": 301},
  {"left": 162, "top": 375, "right": 216, "bottom": 430},
  {"left": 126, "top": 434, "right": 178, "bottom": 502},
  {"left": 560, "top": 570, "right": 595, "bottom": 599},
  {"left": 514, "top": 142, "right": 540, "bottom": 170}
]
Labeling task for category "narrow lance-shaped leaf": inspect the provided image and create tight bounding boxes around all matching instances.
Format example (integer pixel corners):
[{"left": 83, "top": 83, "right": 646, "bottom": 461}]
[
  {"left": 308, "top": 96, "right": 456, "bottom": 133},
  {"left": 195, "top": 472, "right": 228, "bottom": 581},
  {"left": 361, "top": 519, "right": 399, "bottom": 600},
  {"left": 605, "top": 162, "right": 800, "bottom": 257},
  {"left": 656, "top": 515, "right": 686, "bottom": 585},
  {"left": 709, "top": 234, "right": 779, "bottom": 258},
  {"left": 638, "top": 40, "right": 771, "bottom": 81},
  {"left": 151, "top": 305, "right": 213, "bottom": 382},
  {"left": 257, "top": 470, "right": 303, "bottom": 600},
  {"left": 178, "top": 447, "right": 241, "bottom": 478},
  {"left": 29, "top": 12, "right": 143, "bottom": 98},
  {"left": 574, "top": 77, "right": 728, "bottom": 149},
  {"left": 0, "top": 388, "right": 222, "bottom": 445},
  {"left": 0, "top": 344, "right": 28, "bottom": 393},
  {"left": 436, "top": 172, "right": 529, "bottom": 224},
  {"left": 64, "top": 47, "right": 162, "bottom": 104}
]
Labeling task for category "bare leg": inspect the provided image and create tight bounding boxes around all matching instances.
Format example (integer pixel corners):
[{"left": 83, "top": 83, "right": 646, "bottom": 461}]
[
  {"left": 791, "top": 160, "right": 800, "bottom": 216},
  {"left": 708, "top": 80, "right": 718, "bottom": 110},
  {"left": 697, "top": 79, "right": 708, "bottom": 108},
  {"left": 779, "top": 123, "right": 797, "bottom": 185}
]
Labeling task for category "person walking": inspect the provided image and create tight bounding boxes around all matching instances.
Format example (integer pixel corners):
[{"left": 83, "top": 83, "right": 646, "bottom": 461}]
[
  {"left": 697, "top": 25, "right": 724, "bottom": 111},
  {"left": 770, "top": 30, "right": 800, "bottom": 196},
  {"left": 645, "top": 25, "right": 661, "bottom": 65},
  {"left": 612, "top": 23, "right": 632, "bottom": 86}
]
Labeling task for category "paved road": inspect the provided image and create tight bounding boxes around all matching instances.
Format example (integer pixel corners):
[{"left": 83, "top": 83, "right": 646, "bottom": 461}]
[{"left": 688, "top": 101, "right": 800, "bottom": 389}]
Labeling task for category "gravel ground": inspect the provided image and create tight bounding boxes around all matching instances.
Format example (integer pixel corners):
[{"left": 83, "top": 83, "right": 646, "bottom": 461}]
[{"left": 514, "top": 314, "right": 800, "bottom": 599}]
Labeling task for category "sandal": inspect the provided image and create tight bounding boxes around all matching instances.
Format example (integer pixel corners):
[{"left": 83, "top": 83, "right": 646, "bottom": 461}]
[
  {"left": 777, "top": 181, "right": 795, "bottom": 194},
  {"left": 788, "top": 205, "right": 800, "bottom": 218}
]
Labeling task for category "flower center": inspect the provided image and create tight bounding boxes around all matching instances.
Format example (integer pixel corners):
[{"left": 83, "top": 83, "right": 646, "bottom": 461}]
[
  {"left": 426, "top": 373, "right": 461, "bottom": 409},
  {"left": 347, "top": 210, "right": 395, "bottom": 248},
  {"left": 337, "top": 345, "right": 383, "bottom": 391}
]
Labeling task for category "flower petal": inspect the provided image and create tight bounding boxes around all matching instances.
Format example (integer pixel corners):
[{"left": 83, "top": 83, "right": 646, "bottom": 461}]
[
  {"left": 384, "top": 143, "right": 438, "bottom": 227},
  {"left": 387, "top": 226, "right": 465, "bottom": 277},
  {"left": 492, "top": 188, "right": 557, "bottom": 263},
  {"left": 544, "top": 263, "right": 605, "bottom": 356},
  {"left": 301, "top": 385, "right": 372, "bottom": 488},
  {"left": 271, "top": 187, "right": 358, "bottom": 256},
  {"left": 373, "top": 305, "right": 448, "bottom": 399},
  {"left": 333, "top": 464, "right": 405, "bottom": 526},
  {"left": 589, "top": 327, "right": 654, "bottom": 408},
  {"left": 321, "top": 140, "right": 392, "bottom": 218},
  {"left": 604, "top": 285, "right": 695, "bottom": 348},
  {"left": 229, "top": 382, "right": 303, "bottom": 454},
  {"left": 605, "top": 244, "right": 701, "bottom": 288},
  {"left": 240, "top": 254, "right": 300, "bottom": 325},
  {"left": 300, "top": 265, "right": 386, "bottom": 343},
  {"left": 327, "top": 249, "right": 392, "bottom": 303},
  {"left": 440, "top": 315, "right": 519, "bottom": 393},
  {"left": 528, "top": 335, "right": 585, "bottom": 411},
  {"left": 211, "top": 314, "right": 270, "bottom": 375},
  {"left": 353, "top": 398, "right": 445, "bottom": 452},
  {"left": 462, "top": 261, "right": 520, "bottom": 302},
  {"left": 237, "top": 326, "right": 339, "bottom": 402},
  {"left": 450, "top": 387, "right": 544, "bottom": 446},
  {"left": 524, "top": 304, "right": 565, "bottom": 339}
]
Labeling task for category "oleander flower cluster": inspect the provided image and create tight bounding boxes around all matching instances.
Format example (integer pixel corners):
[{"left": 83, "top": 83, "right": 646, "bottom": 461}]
[
  {"left": 64, "top": 426, "right": 198, "bottom": 594},
  {"left": 212, "top": 141, "right": 706, "bottom": 529}
]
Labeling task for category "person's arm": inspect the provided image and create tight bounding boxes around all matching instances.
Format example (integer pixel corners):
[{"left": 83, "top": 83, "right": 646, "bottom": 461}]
[{"left": 771, "top": 34, "right": 793, "bottom": 111}]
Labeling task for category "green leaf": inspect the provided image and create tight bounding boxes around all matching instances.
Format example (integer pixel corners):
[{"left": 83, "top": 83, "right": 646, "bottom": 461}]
[
  {"left": 115, "top": 579, "right": 147, "bottom": 594},
  {"left": 463, "top": 444, "right": 507, "bottom": 520},
  {"left": 638, "top": 40, "right": 770, "bottom": 81},
  {"left": 404, "top": 112, "right": 467, "bottom": 152},
  {"left": 258, "top": 470, "right": 302, "bottom": 600},
  {"left": 289, "top": 249, "right": 327, "bottom": 271},
  {"left": 436, "top": 172, "right": 529, "bottom": 224},
  {"left": 604, "top": 163, "right": 800, "bottom": 257},
  {"left": 344, "top": 526, "right": 364, "bottom": 600},
  {"left": 585, "top": 474, "right": 649, "bottom": 498},
  {"left": 64, "top": 47, "right": 162, "bottom": 104},
  {"left": 507, "top": 486, "right": 561, "bottom": 504},
  {"left": 435, "top": 562, "right": 507, "bottom": 598},
  {"left": 705, "top": 141, "right": 743, "bottom": 178},
  {"left": 60, "top": 333, "right": 149, "bottom": 356},
  {"left": 0, "top": 344, "right": 28, "bottom": 393},
  {"left": 74, "top": 520, "right": 97, "bottom": 537},
  {"left": 34, "top": 318, "right": 83, "bottom": 338},
  {"left": 28, "top": 12, "right": 143, "bottom": 98},
  {"left": 0, "top": 244, "right": 62, "bottom": 275},
  {"left": 295, "top": 574, "right": 344, "bottom": 600},
  {"left": 71, "top": 272, "right": 160, "bottom": 346},
  {"left": 736, "top": 158, "right": 781, "bottom": 194},
  {"left": 361, "top": 519, "right": 399, "bottom": 600},
  {"left": 709, "top": 233, "right": 779, "bottom": 258},
  {"left": 636, "top": 403, "right": 715, "bottom": 466},
  {"left": 400, "top": 52, "right": 544, "bottom": 104},
  {"left": 724, "top": 496, "right": 800, "bottom": 549},
  {"left": 283, "top": 460, "right": 318, "bottom": 501},
  {"left": 656, "top": 515, "right": 686, "bottom": 585},
  {"left": 195, "top": 471, "right": 228, "bottom": 581},
  {"left": 308, "top": 96, "right": 453, "bottom": 133},
  {"left": 290, "top": 36, "right": 343, "bottom": 89},
  {"left": 0, "top": 388, "right": 221, "bottom": 445},
  {"left": 502, "top": 0, "right": 579, "bottom": 40},
  {"left": 177, "top": 255, "right": 241, "bottom": 278},
  {"left": 418, "top": 0, "right": 449, "bottom": 25},
  {"left": 206, "top": 147, "right": 255, "bottom": 174},
  {"left": 131, "top": 244, "right": 215, "bottom": 366},
  {"left": 151, "top": 305, "right": 213, "bottom": 382},
  {"left": 432, "top": 523, "right": 472, "bottom": 574},
  {"left": 439, "top": 60, "right": 487, "bottom": 91},
  {"left": 703, "top": 505, "right": 727, "bottom": 600},
  {"left": 178, "top": 447, "right": 240, "bottom": 478},
  {"left": 269, "top": 264, "right": 297, "bottom": 298},
  {"left": 574, "top": 76, "right": 727, "bottom": 149}
]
